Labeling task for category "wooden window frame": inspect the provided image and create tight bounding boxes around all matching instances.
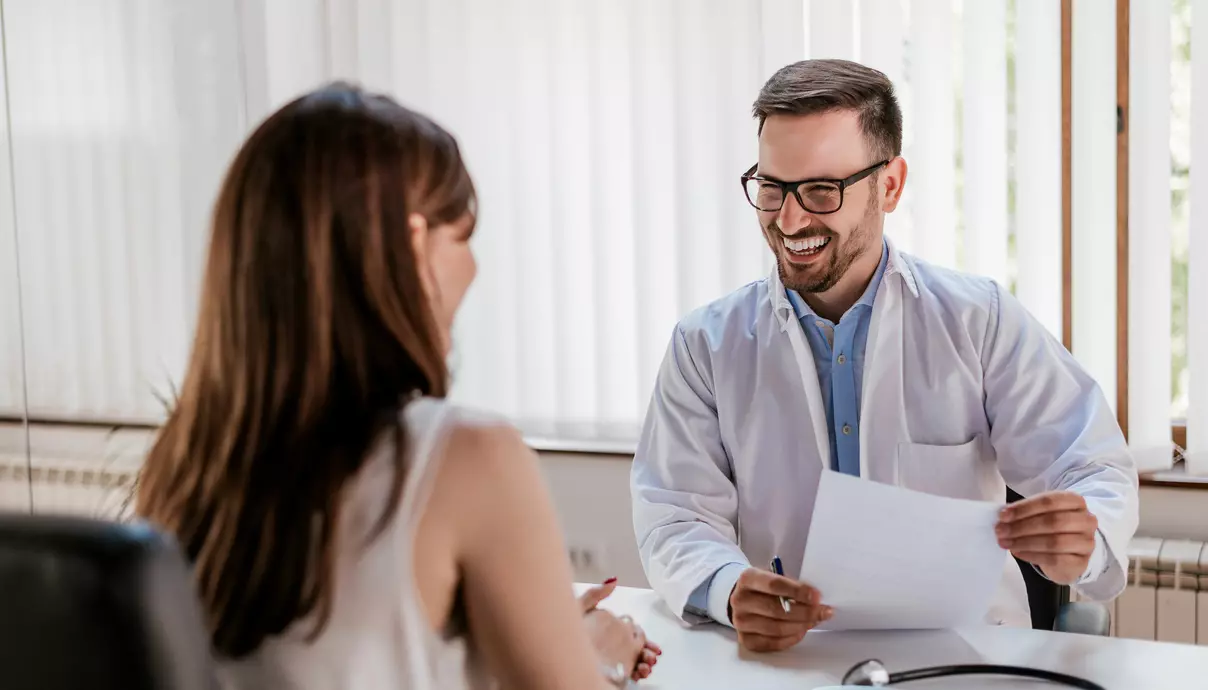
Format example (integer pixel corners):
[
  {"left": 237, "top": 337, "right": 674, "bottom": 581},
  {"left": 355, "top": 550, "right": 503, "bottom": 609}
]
[{"left": 1097, "top": 0, "right": 1203, "bottom": 488}]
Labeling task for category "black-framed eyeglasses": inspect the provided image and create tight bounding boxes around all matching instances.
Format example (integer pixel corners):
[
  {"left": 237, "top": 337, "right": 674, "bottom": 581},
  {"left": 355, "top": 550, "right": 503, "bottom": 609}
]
[{"left": 740, "top": 160, "right": 889, "bottom": 214}]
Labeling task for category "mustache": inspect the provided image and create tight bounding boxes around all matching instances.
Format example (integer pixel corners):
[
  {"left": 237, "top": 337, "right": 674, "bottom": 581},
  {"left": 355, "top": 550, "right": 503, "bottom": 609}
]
[{"left": 766, "top": 220, "right": 834, "bottom": 240}]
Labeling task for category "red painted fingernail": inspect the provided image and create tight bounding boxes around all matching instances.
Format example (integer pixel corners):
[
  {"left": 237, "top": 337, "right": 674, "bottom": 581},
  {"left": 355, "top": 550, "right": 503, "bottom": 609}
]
[{"left": 603, "top": 577, "right": 617, "bottom": 585}]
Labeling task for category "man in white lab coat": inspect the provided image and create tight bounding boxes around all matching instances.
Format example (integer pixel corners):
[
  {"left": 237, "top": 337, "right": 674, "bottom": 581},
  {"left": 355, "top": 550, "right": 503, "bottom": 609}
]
[{"left": 631, "top": 59, "right": 1139, "bottom": 652}]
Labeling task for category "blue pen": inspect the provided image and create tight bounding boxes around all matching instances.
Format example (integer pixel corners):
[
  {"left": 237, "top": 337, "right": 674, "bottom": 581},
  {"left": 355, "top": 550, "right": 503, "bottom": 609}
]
[{"left": 770, "top": 556, "right": 792, "bottom": 613}]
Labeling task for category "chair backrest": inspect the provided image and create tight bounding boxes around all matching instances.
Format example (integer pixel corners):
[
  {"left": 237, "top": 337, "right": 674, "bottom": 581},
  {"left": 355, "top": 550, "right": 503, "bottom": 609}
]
[
  {"left": 1006, "top": 489, "right": 1070, "bottom": 630},
  {"left": 0, "top": 512, "right": 216, "bottom": 690}
]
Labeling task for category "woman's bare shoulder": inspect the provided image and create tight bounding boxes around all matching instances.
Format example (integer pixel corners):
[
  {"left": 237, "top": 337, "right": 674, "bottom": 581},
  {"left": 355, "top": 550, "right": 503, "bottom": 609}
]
[{"left": 426, "top": 409, "right": 543, "bottom": 514}]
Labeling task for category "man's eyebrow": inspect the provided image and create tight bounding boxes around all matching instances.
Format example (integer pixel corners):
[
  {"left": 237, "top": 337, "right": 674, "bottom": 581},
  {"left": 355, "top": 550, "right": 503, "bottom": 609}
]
[
  {"left": 754, "top": 170, "right": 788, "bottom": 183},
  {"left": 756, "top": 171, "right": 838, "bottom": 184}
]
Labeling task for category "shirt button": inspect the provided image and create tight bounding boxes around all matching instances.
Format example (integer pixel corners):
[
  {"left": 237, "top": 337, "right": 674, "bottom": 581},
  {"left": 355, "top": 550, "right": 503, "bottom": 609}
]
[
  {"left": 837, "top": 354, "right": 847, "bottom": 364},
  {"left": 842, "top": 424, "right": 852, "bottom": 435},
  {"left": 815, "top": 320, "right": 825, "bottom": 328}
]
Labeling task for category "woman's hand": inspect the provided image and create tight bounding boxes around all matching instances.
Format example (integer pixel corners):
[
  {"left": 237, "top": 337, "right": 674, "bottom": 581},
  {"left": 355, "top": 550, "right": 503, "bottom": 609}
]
[
  {"left": 631, "top": 638, "right": 661, "bottom": 681},
  {"left": 578, "top": 579, "right": 662, "bottom": 681}
]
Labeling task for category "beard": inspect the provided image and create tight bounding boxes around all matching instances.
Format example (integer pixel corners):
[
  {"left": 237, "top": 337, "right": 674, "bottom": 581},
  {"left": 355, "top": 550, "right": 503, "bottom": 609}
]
[{"left": 767, "top": 201, "right": 878, "bottom": 294}]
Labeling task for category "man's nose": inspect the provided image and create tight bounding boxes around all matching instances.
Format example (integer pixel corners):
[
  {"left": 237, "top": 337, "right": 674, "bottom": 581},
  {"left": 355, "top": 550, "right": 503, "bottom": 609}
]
[{"left": 777, "top": 194, "right": 813, "bottom": 232}]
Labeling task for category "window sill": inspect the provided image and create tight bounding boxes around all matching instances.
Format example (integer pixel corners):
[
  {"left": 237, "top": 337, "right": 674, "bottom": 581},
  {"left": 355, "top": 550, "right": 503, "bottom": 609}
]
[
  {"left": 518, "top": 419, "right": 640, "bottom": 457},
  {"left": 1140, "top": 460, "right": 1208, "bottom": 491}
]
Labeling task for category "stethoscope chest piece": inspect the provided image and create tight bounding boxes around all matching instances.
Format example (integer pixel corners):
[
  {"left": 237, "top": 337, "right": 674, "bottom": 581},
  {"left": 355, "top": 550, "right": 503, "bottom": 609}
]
[{"left": 842, "top": 659, "right": 891, "bottom": 686}]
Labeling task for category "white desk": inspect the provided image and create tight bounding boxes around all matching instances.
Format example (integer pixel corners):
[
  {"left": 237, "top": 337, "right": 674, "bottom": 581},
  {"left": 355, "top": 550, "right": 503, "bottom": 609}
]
[{"left": 591, "top": 586, "right": 1208, "bottom": 689}]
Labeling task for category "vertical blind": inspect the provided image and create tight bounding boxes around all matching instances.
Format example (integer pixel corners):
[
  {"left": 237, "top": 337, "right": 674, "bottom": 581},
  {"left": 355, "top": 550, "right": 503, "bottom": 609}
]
[
  {"left": 1190, "top": 0, "right": 1208, "bottom": 475},
  {"left": 1126, "top": 0, "right": 1206, "bottom": 475},
  {"left": 1014, "top": 0, "right": 1064, "bottom": 338},
  {"left": 1129, "top": 0, "right": 1174, "bottom": 472},
  {"left": 0, "top": 0, "right": 1091, "bottom": 441},
  {"left": 0, "top": 0, "right": 244, "bottom": 422},
  {"left": 1071, "top": 0, "right": 1119, "bottom": 424}
]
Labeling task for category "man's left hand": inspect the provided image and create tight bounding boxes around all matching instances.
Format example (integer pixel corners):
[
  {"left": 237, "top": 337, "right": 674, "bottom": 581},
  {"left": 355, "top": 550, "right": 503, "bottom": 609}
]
[{"left": 996, "top": 491, "right": 1098, "bottom": 585}]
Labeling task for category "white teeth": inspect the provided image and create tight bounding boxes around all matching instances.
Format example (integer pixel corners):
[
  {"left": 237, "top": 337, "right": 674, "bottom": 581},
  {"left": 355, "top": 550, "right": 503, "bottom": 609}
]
[{"left": 782, "top": 236, "right": 831, "bottom": 253}]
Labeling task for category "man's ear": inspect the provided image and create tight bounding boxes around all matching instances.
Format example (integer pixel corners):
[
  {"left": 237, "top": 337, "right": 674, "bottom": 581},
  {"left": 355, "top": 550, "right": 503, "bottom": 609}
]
[{"left": 880, "top": 157, "right": 908, "bottom": 213}]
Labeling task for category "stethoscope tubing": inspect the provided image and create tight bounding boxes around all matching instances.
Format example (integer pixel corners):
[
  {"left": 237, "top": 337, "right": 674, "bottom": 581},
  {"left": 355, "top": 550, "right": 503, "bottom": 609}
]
[{"left": 887, "top": 664, "right": 1106, "bottom": 690}]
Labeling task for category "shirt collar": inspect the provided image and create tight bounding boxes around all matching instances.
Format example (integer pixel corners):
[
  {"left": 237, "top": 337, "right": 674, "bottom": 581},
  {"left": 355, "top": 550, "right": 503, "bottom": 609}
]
[{"left": 785, "top": 239, "right": 890, "bottom": 323}]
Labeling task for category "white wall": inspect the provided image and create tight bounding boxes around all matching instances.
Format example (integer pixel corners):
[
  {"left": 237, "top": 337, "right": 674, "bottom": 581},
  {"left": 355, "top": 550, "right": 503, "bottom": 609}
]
[{"left": 539, "top": 452, "right": 648, "bottom": 586}]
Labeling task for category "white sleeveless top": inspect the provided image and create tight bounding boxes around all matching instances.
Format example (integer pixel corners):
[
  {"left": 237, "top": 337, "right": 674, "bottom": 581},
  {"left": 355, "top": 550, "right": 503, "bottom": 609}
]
[{"left": 217, "top": 398, "right": 494, "bottom": 690}]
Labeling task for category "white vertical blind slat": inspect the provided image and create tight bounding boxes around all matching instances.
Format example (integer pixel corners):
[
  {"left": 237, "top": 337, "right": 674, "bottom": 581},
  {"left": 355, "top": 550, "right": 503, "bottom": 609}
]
[
  {"left": 676, "top": 0, "right": 725, "bottom": 316},
  {"left": 1070, "top": 0, "right": 1117, "bottom": 409},
  {"left": 755, "top": 0, "right": 807, "bottom": 280},
  {"left": 1128, "top": 0, "right": 1174, "bottom": 471},
  {"left": 260, "top": 0, "right": 328, "bottom": 116},
  {"left": 0, "top": 0, "right": 22, "bottom": 416},
  {"left": 722, "top": 3, "right": 769, "bottom": 293},
  {"left": 445, "top": 0, "right": 519, "bottom": 417},
  {"left": 325, "top": 0, "right": 358, "bottom": 79},
  {"left": 388, "top": 0, "right": 430, "bottom": 107},
  {"left": 759, "top": 0, "right": 806, "bottom": 82},
  {"left": 500, "top": 0, "right": 557, "bottom": 421},
  {"left": 9, "top": 1, "right": 82, "bottom": 416},
  {"left": 477, "top": 0, "right": 522, "bottom": 417},
  {"left": 75, "top": 4, "right": 109, "bottom": 414},
  {"left": 1187, "top": 0, "right": 1208, "bottom": 474},
  {"left": 1013, "top": 0, "right": 1063, "bottom": 339},
  {"left": 962, "top": 0, "right": 1009, "bottom": 286},
  {"left": 808, "top": 0, "right": 855, "bottom": 60},
  {"left": 859, "top": 0, "right": 904, "bottom": 85},
  {"left": 857, "top": 0, "right": 909, "bottom": 248},
  {"left": 108, "top": 0, "right": 141, "bottom": 416},
  {"left": 355, "top": 0, "right": 394, "bottom": 90},
  {"left": 907, "top": 0, "right": 957, "bottom": 269},
  {"left": 591, "top": 0, "right": 640, "bottom": 420},
  {"left": 632, "top": 0, "right": 683, "bottom": 411},
  {"left": 548, "top": 0, "right": 599, "bottom": 421}
]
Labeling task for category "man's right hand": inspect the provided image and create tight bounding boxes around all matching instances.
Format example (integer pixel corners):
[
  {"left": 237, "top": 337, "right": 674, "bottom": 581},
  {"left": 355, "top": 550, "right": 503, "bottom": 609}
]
[{"left": 728, "top": 567, "right": 831, "bottom": 652}]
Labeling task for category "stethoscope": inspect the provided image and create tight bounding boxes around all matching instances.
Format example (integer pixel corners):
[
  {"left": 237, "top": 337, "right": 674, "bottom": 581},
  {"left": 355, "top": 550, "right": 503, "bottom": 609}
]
[{"left": 837, "top": 658, "right": 1107, "bottom": 689}]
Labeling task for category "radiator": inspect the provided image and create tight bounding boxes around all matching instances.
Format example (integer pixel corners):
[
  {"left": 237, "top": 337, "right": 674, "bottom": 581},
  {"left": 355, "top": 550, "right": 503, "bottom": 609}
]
[
  {"left": 0, "top": 423, "right": 144, "bottom": 519},
  {"left": 1108, "top": 537, "right": 1208, "bottom": 646}
]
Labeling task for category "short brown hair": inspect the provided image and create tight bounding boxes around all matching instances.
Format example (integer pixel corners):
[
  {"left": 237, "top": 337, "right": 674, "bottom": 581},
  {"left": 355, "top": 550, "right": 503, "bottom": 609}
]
[{"left": 753, "top": 59, "right": 902, "bottom": 161}]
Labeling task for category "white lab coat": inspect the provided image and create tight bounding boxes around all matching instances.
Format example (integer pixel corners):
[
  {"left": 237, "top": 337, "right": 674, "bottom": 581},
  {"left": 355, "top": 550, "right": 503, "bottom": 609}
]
[{"left": 631, "top": 240, "right": 1139, "bottom": 628}]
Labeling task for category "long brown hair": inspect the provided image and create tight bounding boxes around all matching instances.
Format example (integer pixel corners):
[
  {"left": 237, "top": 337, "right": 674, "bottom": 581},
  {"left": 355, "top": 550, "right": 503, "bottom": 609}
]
[{"left": 136, "top": 82, "right": 476, "bottom": 657}]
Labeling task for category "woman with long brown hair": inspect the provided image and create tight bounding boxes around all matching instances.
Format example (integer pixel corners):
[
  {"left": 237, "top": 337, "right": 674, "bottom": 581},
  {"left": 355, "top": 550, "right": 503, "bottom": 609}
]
[{"left": 136, "top": 83, "right": 658, "bottom": 689}]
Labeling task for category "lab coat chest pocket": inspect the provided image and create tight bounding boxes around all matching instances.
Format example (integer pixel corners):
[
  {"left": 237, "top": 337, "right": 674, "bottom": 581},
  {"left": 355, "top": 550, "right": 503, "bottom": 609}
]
[{"left": 895, "top": 436, "right": 987, "bottom": 499}]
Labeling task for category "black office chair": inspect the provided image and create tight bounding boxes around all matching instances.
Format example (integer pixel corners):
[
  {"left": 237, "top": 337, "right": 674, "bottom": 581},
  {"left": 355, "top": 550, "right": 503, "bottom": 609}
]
[
  {"left": 1007, "top": 489, "right": 1111, "bottom": 636},
  {"left": 0, "top": 513, "right": 217, "bottom": 690}
]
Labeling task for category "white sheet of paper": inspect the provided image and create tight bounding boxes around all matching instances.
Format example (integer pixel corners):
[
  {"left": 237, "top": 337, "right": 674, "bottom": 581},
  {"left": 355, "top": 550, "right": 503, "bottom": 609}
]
[{"left": 799, "top": 470, "right": 1008, "bottom": 631}]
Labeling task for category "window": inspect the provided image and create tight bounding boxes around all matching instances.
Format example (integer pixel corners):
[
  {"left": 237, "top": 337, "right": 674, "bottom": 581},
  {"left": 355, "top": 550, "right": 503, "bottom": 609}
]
[
  {"left": 1121, "top": 0, "right": 1206, "bottom": 475},
  {"left": 1171, "top": 0, "right": 1191, "bottom": 420},
  {"left": 5, "top": 0, "right": 1199, "bottom": 477}
]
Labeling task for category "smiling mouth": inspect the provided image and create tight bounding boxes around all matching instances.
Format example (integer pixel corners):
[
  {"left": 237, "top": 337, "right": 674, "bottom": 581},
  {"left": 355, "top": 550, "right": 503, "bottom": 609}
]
[{"left": 782, "top": 235, "right": 831, "bottom": 258}]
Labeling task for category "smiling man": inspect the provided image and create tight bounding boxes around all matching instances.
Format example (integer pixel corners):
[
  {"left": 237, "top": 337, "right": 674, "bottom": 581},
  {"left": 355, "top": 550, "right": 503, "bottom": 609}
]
[{"left": 630, "top": 59, "right": 1138, "bottom": 653}]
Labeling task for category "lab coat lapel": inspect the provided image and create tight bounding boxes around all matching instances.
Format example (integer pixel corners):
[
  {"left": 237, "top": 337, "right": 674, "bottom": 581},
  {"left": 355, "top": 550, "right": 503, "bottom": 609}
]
[
  {"left": 859, "top": 240, "right": 918, "bottom": 483},
  {"left": 769, "top": 270, "right": 832, "bottom": 472}
]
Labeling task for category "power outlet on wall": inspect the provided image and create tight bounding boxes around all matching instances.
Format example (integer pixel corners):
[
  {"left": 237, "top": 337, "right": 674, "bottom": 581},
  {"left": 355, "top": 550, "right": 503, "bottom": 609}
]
[{"left": 567, "top": 542, "right": 609, "bottom": 582}]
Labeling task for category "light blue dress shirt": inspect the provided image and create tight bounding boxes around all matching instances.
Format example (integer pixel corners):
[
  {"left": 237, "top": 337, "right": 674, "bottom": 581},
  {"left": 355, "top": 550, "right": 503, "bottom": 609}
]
[
  {"left": 684, "top": 241, "right": 889, "bottom": 620},
  {"left": 784, "top": 241, "right": 889, "bottom": 477}
]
